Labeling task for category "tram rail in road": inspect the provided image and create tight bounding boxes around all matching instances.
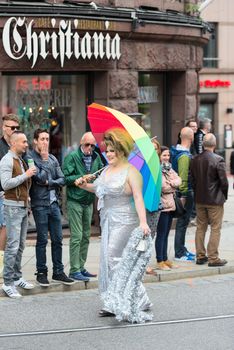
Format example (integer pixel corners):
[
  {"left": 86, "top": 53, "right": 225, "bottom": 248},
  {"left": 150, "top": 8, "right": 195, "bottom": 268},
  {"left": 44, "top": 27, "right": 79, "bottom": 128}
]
[{"left": 0, "top": 314, "right": 234, "bottom": 339}]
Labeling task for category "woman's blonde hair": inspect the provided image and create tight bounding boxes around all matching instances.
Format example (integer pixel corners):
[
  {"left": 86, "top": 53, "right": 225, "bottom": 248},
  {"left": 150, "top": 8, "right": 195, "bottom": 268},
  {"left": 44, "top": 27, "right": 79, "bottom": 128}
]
[
  {"left": 104, "top": 128, "right": 134, "bottom": 158},
  {"left": 151, "top": 138, "right": 161, "bottom": 156}
]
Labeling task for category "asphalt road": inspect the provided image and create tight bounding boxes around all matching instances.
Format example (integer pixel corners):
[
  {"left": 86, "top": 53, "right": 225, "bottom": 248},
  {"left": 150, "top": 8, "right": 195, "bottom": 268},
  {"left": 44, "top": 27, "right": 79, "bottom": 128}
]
[{"left": 0, "top": 274, "right": 234, "bottom": 350}]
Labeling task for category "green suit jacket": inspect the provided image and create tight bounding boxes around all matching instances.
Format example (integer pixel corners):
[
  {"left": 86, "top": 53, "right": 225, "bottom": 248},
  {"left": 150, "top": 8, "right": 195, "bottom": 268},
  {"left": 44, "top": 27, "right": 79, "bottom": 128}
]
[{"left": 63, "top": 147, "right": 103, "bottom": 205}]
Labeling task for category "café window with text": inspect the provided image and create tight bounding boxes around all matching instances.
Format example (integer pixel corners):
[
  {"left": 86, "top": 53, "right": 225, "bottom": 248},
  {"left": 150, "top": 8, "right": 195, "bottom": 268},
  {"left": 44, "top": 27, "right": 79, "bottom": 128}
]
[{"left": 1, "top": 74, "right": 88, "bottom": 164}]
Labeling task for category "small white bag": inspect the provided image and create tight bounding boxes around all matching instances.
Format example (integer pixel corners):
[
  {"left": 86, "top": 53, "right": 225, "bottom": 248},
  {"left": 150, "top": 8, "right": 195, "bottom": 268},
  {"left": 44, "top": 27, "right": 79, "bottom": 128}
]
[{"left": 136, "top": 238, "right": 148, "bottom": 252}]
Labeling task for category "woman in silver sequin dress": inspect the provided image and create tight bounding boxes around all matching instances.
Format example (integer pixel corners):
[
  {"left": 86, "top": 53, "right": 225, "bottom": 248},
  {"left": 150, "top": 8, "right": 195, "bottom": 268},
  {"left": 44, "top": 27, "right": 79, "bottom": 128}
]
[{"left": 78, "top": 129, "right": 153, "bottom": 323}]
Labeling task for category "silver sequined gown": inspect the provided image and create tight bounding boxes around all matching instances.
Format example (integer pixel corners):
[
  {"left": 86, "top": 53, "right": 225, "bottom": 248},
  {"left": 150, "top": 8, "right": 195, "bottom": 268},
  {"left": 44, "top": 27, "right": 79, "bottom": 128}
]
[{"left": 94, "top": 167, "right": 153, "bottom": 323}]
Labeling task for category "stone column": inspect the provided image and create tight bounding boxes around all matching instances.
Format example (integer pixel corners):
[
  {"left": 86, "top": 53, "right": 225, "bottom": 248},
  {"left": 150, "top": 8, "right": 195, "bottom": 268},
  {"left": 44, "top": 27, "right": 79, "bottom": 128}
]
[
  {"left": 185, "top": 69, "right": 199, "bottom": 121},
  {"left": 108, "top": 70, "right": 138, "bottom": 114},
  {"left": 169, "top": 71, "right": 186, "bottom": 144}
]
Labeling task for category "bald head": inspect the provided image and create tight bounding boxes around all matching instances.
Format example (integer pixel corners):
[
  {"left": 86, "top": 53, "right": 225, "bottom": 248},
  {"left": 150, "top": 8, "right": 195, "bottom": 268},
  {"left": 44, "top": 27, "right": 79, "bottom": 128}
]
[
  {"left": 80, "top": 132, "right": 96, "bottom": 144},
  {"left": 10, "top": 131, "right": 28, "bottom": 155},
  {"left": 80, "top": 132, "right": 96, "bottom": 156},
  {"left": 10, "top": 131, "right": 24, "bottom": 143},
  {"left": 180, "top": 127, "right": 194, "bottom": 142},
  {"left": 203, "top": 133, "right": 216, "bottom": 149}
]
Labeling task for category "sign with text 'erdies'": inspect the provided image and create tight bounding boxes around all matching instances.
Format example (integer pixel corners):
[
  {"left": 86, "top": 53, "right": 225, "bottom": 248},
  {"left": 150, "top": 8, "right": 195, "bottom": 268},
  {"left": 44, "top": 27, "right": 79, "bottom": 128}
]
[{"left": 2, "top": 17, "right": 121, "bottom": 68}]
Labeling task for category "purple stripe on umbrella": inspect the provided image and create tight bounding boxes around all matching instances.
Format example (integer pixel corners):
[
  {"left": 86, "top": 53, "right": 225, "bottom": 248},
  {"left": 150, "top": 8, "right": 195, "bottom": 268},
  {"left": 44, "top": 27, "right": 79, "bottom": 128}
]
[{"left": 129, "top": 154, "right": 145, "bottom": 169}]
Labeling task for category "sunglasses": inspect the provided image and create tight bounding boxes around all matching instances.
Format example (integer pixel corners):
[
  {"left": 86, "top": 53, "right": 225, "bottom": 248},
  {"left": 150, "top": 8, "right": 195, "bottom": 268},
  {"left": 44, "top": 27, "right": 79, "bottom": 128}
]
[
  {"left": 5, "top": 125, "right": 20, "bottom": 131},
  {"left": 84, "top": 143, "right": 95, "bottom": 149}
]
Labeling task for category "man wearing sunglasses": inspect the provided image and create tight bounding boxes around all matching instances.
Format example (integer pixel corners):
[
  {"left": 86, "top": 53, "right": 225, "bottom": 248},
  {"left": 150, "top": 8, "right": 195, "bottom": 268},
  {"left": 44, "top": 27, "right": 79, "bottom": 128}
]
[
  {"left": 0, "top": 114, "right": 20, "bottom": 278},
  {"left": 63, "top": 132, "right": 103, "bottom": 281}
]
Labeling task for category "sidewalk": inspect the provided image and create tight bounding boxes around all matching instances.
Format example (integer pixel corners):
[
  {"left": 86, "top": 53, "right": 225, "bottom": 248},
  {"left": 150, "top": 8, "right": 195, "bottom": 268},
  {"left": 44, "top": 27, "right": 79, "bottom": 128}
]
[{"left": 1, "top": 178, "right": 234, "bottom": 297}]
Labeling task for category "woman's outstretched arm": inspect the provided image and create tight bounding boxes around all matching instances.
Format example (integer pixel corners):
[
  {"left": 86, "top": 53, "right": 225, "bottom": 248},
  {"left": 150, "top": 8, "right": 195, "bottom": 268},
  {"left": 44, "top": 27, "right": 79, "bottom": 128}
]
[{"left": 75, "top": 175, "right": 96, "bottom": 193}]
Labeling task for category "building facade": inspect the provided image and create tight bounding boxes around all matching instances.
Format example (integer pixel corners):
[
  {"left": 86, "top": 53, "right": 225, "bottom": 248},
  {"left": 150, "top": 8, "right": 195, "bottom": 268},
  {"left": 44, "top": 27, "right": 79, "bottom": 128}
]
[
  {"left": 199, "top": 0, "right": 234, "bottom": 161},
  {"left": 0, "top": 0, "right": 210, "bottom": 162}
]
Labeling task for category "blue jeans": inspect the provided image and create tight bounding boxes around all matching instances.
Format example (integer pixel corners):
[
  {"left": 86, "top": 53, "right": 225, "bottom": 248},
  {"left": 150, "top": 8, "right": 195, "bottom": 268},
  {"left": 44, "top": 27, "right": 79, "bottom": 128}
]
[
  {"left": 0, "top": 196, "right": 6, "bottom": 228},
  {"left": 174, "top": 190, "right": 194, "bottom": 258},
  {"left": 156, "top": 211, "right": 173, "bottom": 262},
  {"left": 3, "top": 205, "right": 28, "bottom": 285},
  {"left": 32, "top": 202, "right": 64, "bottom": 275}
]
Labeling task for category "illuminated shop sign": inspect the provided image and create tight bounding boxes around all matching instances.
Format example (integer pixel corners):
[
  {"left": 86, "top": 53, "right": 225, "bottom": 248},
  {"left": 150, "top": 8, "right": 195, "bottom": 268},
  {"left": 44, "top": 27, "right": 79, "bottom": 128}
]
[
  {"left": 16, "top": 78, "right": 51, "bottom": 90},
  {"left": 10, "top": 77, "right": 71, "bottom": 108},
  {"left": 200, "top": 80, "right": 231, "bottom": 88},
  {"left": 2, "top": 17, "right": 121, "bottom": 68}
]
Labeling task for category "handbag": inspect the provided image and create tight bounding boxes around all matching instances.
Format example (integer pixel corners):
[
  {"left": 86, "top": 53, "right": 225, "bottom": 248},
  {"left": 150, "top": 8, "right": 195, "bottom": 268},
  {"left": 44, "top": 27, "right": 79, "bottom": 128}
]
[
  {"left": 172, "top": 194, "right": 186, "bottom": 218},
  {"left": 136, "top": 238, "right": 148, "bottom": 252}
]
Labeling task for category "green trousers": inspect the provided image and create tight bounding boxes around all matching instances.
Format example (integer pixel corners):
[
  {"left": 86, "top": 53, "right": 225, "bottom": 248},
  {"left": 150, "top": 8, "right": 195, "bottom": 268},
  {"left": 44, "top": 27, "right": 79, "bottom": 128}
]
[{"left": 67, "top": 200, "right": 93, "bottom": 274}]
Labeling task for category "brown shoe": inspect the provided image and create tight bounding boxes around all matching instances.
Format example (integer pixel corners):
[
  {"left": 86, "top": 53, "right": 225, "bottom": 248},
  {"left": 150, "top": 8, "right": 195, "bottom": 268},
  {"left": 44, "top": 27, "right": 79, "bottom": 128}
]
[
  {"left": 146, "top": 267, "right": 157, "bottom": 276},
  {"left": 208, "top": 259, "right": 227, "bottom": 267},
  {"left": 156, "top": 262, "right": 171, "bottom": 271},
  {"left": 196, "top": 257, "right": 208, "bottom": 265},
  {"left": 164, "top": 260, "right": 179, "bottom": 269}
]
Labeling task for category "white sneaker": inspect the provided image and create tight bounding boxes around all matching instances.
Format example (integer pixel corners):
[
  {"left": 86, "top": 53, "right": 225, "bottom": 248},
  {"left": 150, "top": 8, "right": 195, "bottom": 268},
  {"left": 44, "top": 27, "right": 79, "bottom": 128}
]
[
  {"left": 2, "top": 284, "right": 22, "bottom": 298},
  {"left": 174, "top": 255, "right": 194, "bottom": 262},
  {"left": 14, "top": 278, "right": 34, "bottom": 290}
]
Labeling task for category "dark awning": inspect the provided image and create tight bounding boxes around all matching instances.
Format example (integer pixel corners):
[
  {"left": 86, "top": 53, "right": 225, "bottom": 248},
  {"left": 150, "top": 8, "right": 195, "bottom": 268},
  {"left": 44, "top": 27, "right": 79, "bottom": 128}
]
[{"left": 0, "top": 1, "right": 212, "bottom": 32}]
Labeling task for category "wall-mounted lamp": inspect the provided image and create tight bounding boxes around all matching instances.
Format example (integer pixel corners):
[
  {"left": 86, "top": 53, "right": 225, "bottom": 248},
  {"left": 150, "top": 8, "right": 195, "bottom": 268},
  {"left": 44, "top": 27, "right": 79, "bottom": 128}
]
[
  {"left": 226, "top": 108, "right": 233, "bottom": 114},
  {"left": 131, "top": 11, "right": 145, "bottom": 30}
]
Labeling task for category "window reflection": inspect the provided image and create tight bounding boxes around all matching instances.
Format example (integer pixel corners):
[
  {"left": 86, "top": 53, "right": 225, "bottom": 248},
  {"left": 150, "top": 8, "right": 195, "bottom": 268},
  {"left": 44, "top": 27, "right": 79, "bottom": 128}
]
[{"left": 2, "top": 74, "right": 87, "bottom": 164}]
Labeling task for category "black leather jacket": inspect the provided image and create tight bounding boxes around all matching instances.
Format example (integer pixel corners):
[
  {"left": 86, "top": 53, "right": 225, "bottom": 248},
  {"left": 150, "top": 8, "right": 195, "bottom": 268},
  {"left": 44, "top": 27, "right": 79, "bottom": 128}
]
[
  {"left": 230, "top": 151, "right": 234, "bottom": 175},
  {"left": 190, "top": 150, "right": 228, "bottom": 205},
  {"left": 194, "top": 129, "right": 206, "bottom": 154},
  {"left": 0, "top": 136, "right": 9, "bottom": 161},
  {"left": 28, "top": 150, "right": 65, "bottom": 207}
]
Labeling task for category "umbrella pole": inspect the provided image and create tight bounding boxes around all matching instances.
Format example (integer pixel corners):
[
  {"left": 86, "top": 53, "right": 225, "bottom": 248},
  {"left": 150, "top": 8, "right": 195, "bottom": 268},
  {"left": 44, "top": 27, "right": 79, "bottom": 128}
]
[{"left": 91, "top": 166, "right": 107, "bottom": 176}]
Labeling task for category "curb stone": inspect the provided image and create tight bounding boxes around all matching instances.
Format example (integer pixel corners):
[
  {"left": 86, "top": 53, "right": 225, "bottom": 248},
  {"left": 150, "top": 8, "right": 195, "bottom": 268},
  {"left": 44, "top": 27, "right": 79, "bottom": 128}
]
[{"left": 1, "top": 262, "right": 234, "bottom": 298}]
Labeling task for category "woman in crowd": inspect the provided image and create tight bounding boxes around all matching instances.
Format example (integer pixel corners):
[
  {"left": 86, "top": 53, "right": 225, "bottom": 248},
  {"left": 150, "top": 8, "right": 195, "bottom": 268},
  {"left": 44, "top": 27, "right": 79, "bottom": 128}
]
[
  {"left": 151, "top": 137, "right": 161, "bottom": 155},
  {"left": 156, "top": 146, "right": 181, "bottom": 270},
  {"left": 77, "top": 128, "right": 153, "bottom": 323}
]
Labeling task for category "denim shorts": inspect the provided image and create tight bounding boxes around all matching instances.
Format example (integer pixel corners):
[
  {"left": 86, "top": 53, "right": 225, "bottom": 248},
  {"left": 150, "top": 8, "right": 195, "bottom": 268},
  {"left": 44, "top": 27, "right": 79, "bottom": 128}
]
[{"left": 0, "top": 197, "right": 6, "bottom": 228}]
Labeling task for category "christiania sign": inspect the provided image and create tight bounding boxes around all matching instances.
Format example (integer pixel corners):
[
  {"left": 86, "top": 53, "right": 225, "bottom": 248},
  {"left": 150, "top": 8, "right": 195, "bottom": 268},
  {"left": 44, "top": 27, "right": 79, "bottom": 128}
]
[{"left": 2, "top": 17, "right": 121, "bottom": 68}]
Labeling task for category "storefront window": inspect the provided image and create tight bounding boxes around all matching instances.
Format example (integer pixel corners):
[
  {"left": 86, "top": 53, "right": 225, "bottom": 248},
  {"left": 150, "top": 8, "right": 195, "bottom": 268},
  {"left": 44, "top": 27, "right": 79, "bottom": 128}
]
[
  {"left": 203, "top": 23, "right": 218, "bottom": 68},
  {"left": 198, "top": 93, "right": 217, "bottom": 124},
  {"left": 198, "top": 103, "right": 214, "bottom": 121},
  {"left": 2, "top": 74, "right": 88, "bottom": 164},
  {"left": 138, "top": 73, "right": 164, "bottom": 143}
]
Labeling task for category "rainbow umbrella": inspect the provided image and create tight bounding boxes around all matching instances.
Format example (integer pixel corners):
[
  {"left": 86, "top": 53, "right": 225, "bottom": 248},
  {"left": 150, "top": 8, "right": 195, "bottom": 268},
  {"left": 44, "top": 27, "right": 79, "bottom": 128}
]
[{"left": 87, "top": 103, "right": 162, "bottom": 212}]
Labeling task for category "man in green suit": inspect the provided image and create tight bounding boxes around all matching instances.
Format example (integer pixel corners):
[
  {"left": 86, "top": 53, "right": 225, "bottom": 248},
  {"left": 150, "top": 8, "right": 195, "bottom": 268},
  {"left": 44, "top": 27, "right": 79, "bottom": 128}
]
[{"left": 63, "top": 132, "right": 103, "bottom": 281}]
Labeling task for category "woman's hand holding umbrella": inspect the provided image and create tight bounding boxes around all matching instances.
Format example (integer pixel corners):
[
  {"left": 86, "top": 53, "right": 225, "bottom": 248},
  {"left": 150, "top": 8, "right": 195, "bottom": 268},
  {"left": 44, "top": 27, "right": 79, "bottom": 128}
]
[{"left": 74, "top": 174, "right": 96, "bottom": 187}]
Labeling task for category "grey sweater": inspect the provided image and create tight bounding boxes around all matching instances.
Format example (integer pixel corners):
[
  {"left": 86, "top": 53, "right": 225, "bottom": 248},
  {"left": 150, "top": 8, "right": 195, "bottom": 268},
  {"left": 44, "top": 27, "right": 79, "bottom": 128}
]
[{"left": 0, "top": 150, "right": 28, "bottom": 206}]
